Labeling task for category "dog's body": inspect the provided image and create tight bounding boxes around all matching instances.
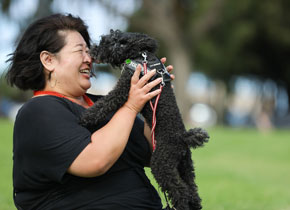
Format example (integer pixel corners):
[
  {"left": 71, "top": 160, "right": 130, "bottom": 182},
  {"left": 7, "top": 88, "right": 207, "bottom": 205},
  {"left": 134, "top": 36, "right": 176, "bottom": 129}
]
[{"left": 80, "top": 30, "right": 209, "bottom": 210}]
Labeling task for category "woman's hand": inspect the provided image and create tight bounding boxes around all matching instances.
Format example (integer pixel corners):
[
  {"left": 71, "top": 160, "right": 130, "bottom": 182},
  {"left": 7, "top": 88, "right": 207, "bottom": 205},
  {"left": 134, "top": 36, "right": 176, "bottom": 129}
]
[
  {"left": 124, "top": 64, "right": 163, "bottom": 114},
  {"left": 160, "top": 57, "right": 175, "bottom": 81}
]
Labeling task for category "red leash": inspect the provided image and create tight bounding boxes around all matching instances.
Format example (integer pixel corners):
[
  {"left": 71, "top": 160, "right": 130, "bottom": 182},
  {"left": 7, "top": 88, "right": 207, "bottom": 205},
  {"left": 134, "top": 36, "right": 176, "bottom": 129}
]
[{"left": 143, "top": 58, "right": 164, "bottom": 152}]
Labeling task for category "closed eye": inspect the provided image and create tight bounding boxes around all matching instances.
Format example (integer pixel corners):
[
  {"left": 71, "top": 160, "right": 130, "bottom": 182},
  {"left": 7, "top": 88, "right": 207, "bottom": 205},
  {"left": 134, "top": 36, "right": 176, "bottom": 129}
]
[
  {"left": 76, "top": 49, "right": 89, "bottom": 53},
  {"left": 74, "top": 49, "right": 84, "bottom": 53}
]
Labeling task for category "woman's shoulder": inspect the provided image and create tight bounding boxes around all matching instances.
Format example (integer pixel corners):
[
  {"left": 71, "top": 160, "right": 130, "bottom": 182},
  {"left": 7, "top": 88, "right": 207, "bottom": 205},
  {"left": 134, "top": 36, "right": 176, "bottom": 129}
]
[
  {"left": 22, "top": 95, "right": 68, "bottom": 110},
  {"left": 17, "top": 96, "right": 72, "bottom": 119}
]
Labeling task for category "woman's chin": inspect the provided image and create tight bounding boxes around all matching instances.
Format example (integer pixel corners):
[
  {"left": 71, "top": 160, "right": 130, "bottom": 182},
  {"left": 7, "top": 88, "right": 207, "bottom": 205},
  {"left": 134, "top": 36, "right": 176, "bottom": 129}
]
[{"left": 82, "top": 82, "right": 91, "bottom": 92}]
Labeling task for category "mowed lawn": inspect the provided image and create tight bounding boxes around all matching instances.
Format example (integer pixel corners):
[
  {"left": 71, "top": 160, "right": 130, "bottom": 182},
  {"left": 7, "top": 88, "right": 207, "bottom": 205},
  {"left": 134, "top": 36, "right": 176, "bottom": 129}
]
[{"left": 1, "top": 118, "right": 290, "bottom": 210}]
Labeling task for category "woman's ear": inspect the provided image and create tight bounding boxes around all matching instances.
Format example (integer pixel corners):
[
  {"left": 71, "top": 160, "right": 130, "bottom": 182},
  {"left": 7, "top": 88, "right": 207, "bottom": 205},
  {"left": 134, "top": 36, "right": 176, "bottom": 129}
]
[{"left": 40, "top": 51, "right": 56, "bottom": 72}]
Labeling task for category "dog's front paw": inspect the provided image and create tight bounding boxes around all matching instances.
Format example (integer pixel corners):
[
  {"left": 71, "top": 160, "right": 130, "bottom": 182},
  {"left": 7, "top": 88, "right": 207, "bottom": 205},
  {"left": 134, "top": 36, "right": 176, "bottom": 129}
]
[{"left": 79, "top": 101, "right": 109, "bottom": 132}]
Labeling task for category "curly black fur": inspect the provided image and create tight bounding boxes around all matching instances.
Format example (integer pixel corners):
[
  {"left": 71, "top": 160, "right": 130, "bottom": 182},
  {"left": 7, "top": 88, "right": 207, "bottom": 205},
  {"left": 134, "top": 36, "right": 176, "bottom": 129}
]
[
  {"left": 89, "top": 30, "right": 158, "bottom": 67},
  {"left": 80, "top": 29, "right": 209, "bottom": 210}
]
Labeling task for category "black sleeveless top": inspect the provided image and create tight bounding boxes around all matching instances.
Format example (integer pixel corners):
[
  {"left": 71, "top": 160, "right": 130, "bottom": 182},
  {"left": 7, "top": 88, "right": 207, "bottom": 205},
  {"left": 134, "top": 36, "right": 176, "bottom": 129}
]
[{"left": 12, "top": 94, "right": 162, "bottom": 210}]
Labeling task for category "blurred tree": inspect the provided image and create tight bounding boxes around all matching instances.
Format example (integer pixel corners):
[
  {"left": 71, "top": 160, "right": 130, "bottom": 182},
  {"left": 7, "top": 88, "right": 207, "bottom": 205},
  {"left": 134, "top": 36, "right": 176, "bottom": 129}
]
[
  {"left": 5, "top": 0, "right": 289, "bottom": 121},
  {"left": 3, "top": 0, "right": 209, "bottom": 120},
  {"left": 1, "top": 0, "right": 53, "bottom": 16},
  {"left": 127, "top": 0, "right": 193, "bottom": 121},
  {"left": 194, "top": 0, "right": 290, "bottom": 107},
  {"left": 1, "top": 0, "right": 54, "bottom": 101},
  {"left": 126, "top": 0, "right": 290, "bottom": 121},
  {"left": 126, "top": 0, "right": 226, "bottom": 121},
  {"left": 0, "top": 75, "right": 32, "bottom": 101},
  {"left": 1, "top": 0, "right": 54, "bottom": 38}
]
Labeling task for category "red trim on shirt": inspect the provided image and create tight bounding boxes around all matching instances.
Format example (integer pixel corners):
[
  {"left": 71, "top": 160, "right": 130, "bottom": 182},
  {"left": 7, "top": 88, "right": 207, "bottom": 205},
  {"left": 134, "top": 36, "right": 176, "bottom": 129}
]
[{"left": 33, "top": 91, "right": 94, "bottom": 107}]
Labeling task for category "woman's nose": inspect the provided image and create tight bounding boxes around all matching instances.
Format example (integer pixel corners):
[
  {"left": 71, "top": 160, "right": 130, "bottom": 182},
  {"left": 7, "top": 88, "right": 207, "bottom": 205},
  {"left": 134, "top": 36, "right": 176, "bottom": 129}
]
[{"left": 84, "top": 51, "right": 92, "bottom": 64}]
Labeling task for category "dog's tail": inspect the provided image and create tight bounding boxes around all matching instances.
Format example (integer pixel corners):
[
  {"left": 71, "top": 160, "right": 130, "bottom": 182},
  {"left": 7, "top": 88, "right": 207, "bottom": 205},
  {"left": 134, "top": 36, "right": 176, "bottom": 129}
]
[{"left": 183, "top": 128, "right": 209, "bottom": 149}]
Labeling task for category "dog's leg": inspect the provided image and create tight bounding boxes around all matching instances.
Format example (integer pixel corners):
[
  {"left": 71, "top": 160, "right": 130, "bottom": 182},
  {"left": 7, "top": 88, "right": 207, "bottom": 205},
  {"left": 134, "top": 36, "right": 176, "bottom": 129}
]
[
  {"left": 178, "top": 149, "right": 202, "bottom": 210},
  {"left": 79, "top": 70, "right": 132, "bottom": 131},
  {"left": 141, "top": 84, "right": 207, "bottom": 209},
  {"left": 150, "top": 136, "right": 195, "bottom": 210},
  {"left": 183, "top": 128, "right": 210, "bottom": 149}
]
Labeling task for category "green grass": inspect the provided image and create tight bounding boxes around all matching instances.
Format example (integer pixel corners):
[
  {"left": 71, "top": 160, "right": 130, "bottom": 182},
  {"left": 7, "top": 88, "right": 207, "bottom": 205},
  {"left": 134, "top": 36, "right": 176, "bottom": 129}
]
[
  {"left": 0, "top": 118, "right": 15, "bottom": 210},
  {"left": 196, "top": 127, "right": 290, "bottom": 210},
  {"left": 1, "top": 118, "right": 290, "bottom": 210},
  {"left": 146, "top": 127, "right": 290, "bottom": 210}
]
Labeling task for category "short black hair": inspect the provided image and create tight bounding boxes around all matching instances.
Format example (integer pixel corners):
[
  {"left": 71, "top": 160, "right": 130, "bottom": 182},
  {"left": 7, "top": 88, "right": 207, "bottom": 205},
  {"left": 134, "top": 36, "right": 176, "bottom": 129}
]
[{"left": 6, "top": 13, "right": 91, "bottom": 91}]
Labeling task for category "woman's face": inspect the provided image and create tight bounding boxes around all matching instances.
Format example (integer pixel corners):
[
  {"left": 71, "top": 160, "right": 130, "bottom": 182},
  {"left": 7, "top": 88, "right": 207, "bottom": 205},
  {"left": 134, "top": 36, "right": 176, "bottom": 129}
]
[{"left": 53, "top": 30, "right": 92, "bottom": 97}]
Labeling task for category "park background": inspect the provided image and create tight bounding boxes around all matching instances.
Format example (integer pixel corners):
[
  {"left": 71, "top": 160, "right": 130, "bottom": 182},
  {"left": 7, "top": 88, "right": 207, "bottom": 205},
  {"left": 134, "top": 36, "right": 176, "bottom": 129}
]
[{"left": 0, "top": 0, "right": 290, "bottom": 209}]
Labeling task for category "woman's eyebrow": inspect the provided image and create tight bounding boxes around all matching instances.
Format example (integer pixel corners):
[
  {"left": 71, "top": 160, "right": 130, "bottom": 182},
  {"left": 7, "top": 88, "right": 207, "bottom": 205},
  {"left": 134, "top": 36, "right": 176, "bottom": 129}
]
[{"left": 74, "top": 43, "right": 87, "bottom": 48}]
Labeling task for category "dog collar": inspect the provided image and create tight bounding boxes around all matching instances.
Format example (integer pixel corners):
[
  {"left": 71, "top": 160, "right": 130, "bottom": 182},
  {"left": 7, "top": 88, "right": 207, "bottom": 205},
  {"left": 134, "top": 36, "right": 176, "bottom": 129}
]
[{"left": 123, "top": 54, "right": 171, "bottom": 83}]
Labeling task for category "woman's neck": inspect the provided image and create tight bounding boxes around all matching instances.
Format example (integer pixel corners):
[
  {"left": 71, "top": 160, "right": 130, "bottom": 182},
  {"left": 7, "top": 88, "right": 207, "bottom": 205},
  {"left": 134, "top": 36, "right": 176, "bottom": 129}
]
[{"left": 45, "top": 85, "right": 83, "bottom": 99}]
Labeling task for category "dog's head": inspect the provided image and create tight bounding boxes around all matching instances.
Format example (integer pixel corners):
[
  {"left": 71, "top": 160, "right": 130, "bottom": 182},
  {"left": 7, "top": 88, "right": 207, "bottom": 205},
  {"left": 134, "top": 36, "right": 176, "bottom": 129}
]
[{"left": 90, "top": 29, "right": 171, "bottom": 82}]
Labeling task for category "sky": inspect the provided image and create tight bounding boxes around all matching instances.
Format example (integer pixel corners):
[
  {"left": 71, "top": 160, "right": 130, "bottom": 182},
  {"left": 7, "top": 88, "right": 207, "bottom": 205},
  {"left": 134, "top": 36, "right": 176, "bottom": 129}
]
[{"left": 0, "top": 0, "right": 140, "bottom": 73}]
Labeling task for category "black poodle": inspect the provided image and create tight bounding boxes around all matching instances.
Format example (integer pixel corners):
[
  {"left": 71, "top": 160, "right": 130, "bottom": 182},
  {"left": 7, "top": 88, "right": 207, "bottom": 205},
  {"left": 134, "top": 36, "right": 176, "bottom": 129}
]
[{"left": 80, "top": 30, "right": 209, "bottom": 210}]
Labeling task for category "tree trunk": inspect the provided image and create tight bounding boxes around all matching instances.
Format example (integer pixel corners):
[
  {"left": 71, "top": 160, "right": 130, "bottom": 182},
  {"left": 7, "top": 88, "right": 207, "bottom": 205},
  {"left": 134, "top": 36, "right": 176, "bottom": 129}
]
[
  {"left": 286, "top": 85, "right": 290, "bottom": 114},
  {"left": 129, "top": 0, "right": 193, "bottom": 122},
  {"left": 167, "top": 41, "right": 192, "bottom": 122}
]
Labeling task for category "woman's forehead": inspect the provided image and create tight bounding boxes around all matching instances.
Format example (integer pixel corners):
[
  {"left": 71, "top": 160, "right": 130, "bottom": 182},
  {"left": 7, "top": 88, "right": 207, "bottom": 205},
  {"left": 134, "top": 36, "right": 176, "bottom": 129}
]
[{"left": 63, "top": 31, "right": 88, "bottom": 48}]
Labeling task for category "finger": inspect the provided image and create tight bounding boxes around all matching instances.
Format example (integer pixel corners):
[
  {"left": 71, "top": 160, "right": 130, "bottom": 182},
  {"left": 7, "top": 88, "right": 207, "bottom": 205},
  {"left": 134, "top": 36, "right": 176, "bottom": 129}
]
[
  {"left": 170, "top": 74, "right": 175, "bottom": 80},
  {"left": 131, "top": 64, "right": 142, "bottom": 84},
  {"left": 143, "top": 77, "right": 162, "bottom": 92},
  {"left": 160, "top": 57, "right": 166, "bottom": 64},
  {"left": 146, "top": 88, "right": 162, "bottom": 100},
  {"left": 137, "top": 69, "right": 156, "bottom": 87},
  {"left": 166, "top": 65, "right": 173, "bottom": 73}
]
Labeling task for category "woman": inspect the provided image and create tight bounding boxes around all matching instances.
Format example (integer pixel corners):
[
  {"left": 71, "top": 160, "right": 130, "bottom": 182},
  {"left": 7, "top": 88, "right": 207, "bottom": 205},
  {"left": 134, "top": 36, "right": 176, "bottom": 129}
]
[{"left": 6, "top": 13, "right": 173, "bottom": 209}]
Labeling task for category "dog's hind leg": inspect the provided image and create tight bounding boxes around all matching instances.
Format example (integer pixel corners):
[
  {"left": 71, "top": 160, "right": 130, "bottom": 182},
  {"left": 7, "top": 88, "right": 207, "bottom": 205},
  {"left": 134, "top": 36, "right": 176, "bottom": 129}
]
[
  {"left": 151, "top": 140, "right": 195, "bottom": 210},
  {"left": 178, "top": 149, "right": 202, "bottom": 210}
]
